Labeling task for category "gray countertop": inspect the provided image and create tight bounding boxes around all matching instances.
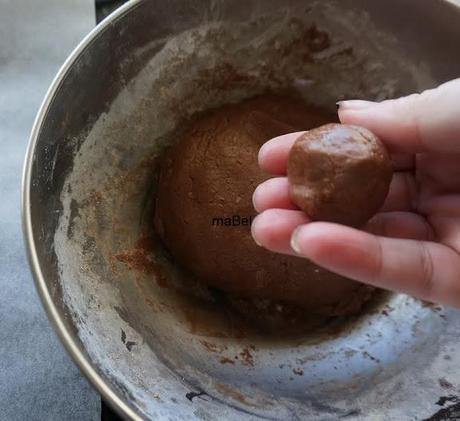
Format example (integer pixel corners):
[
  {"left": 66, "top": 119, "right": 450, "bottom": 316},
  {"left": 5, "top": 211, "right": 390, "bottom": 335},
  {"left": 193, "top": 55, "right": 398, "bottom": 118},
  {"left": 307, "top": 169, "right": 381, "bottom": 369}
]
[{"left": 0, "top": 1, "right": 99, "bottom": 420}]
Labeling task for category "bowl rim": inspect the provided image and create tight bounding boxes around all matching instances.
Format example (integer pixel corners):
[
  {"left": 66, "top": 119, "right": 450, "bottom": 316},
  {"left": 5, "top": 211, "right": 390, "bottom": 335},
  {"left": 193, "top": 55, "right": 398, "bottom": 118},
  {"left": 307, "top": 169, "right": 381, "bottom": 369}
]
[{"left": 21, "top": 1, "right": 145, "bottom": 419}]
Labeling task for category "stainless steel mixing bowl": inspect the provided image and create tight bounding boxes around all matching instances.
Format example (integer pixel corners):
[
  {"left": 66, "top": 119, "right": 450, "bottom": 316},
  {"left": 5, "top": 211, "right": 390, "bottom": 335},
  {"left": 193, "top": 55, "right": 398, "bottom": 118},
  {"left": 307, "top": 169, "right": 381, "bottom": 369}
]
[{"left": 23, "top": 0, "right": 460, "bottom": 419}]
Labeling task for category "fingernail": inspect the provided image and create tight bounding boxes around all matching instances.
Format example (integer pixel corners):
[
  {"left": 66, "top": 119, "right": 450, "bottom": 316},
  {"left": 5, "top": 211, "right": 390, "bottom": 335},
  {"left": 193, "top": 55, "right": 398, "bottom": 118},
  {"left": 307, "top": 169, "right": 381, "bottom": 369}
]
[
  {"left": 336, "top": 100, "right": 377, "bottom": 111},
  {"left": 251, "top": 215, "right": 262, "bottom": 247},
  {"left": 252, "top": 185, "right": 261, "bottom": 212},
  {"left": 290, "top": 226, "right": 303, "bottom": 254}
]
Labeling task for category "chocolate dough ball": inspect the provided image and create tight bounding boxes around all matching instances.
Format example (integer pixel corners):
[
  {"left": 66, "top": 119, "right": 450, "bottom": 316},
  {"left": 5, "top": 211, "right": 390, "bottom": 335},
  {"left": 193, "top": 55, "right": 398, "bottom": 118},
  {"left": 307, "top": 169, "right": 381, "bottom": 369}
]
[
  {"left": 288, "top": 124, "right": 392, "bottom": 227},
  {"left": 154, "top": 96, "right": 373, "bottom": 316}
]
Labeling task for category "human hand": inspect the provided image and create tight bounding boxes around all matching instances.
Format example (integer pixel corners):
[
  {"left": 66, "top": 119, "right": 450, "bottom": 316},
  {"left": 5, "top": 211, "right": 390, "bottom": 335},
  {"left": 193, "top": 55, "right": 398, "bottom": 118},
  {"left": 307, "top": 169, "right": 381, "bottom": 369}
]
[{"left": 251, "top": 78, "right": 460, "bottom": 308}]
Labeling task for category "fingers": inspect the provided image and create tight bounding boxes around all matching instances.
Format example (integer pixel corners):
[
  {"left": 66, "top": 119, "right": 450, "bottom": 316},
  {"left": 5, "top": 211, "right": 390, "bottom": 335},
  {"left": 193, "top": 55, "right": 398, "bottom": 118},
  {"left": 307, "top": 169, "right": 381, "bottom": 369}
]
[
  {"left": 419, "top": 194, "right": 460, "bottom": 218},
  {"left": 253, "top": 172, "right": 417, "bottom": 214},
  {"left": 260, "top": 79, "right": 460, "bottom": 175},
  {"left": 365, "top": 212, "right": 434, "bottom": 241},
  {"left": 251, "top": 209, "right": 308, "bottom": 255},
  {"left": 258, "top": 132, "right": 304, "bottom": 175},
  {"left": 290, "top": 222, "right": 460, "bottom": 307},
  {"left": 380, "top": 172, "right": 417, "bottom": 212},
  {"left": 429, "top": 215, "right": 460, "bottom": 252},
  {"left": 252, "top": 177, "right": 298, "bottom": 212},
  {"left": 250, "top": 208, "right": 433, "bottom": 257},
  {"left": 338, "top": 78, "right": 460, "bottom": 154},
  {"left": 416, "top": 152, "right": 460, "bottom": 192}
]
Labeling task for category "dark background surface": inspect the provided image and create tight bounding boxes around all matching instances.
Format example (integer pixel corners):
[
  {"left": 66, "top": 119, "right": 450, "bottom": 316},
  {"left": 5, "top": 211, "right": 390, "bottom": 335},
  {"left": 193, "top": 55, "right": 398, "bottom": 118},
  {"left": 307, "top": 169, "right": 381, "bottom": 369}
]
[
  {"left": 95, "top": 0, "right": 128, "bottom": 24},
  {"left": 94, "top": 1, "right": 459, "bottom": 420}
]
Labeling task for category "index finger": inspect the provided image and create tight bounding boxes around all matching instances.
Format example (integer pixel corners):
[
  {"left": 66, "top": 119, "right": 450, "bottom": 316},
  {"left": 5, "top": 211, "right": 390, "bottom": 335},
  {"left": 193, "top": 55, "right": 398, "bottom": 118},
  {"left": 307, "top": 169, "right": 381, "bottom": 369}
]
[
  {"left": 338, "top": 78, "right": 460, "bottom": 154},
  {"left": 258, "top": 131, "right": 304, "bottom": 175}
]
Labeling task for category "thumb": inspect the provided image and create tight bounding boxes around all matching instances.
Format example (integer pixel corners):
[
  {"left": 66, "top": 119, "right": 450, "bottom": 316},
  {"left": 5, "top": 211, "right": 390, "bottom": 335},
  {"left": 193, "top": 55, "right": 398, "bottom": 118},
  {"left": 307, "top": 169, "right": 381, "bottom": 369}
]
[{"left": 338, "top": 78, "right": 460, "bottom": 154}]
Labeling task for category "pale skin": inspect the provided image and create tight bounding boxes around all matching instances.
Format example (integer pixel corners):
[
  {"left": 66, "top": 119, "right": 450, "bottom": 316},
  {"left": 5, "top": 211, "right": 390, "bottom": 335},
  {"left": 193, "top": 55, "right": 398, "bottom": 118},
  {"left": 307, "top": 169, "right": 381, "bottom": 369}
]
[{"left": 251, "top": 78, "right": 460, "bottom": 308}]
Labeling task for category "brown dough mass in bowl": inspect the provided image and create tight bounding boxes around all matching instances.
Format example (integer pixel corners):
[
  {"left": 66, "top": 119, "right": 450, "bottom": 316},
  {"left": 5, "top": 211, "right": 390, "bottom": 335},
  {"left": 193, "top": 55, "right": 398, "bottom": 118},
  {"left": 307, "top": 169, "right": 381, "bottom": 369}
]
[
  {"left": 287, "top": 124, "right": 392, "bottom": 227},
  {"left": 154, "top": 95, "right": 374, "bottom": 316}
]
